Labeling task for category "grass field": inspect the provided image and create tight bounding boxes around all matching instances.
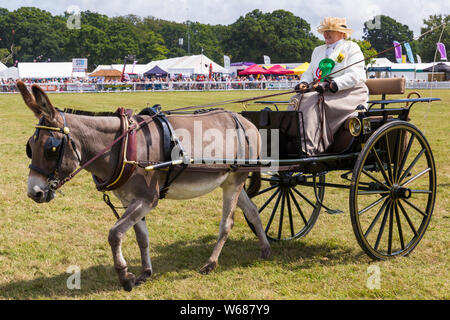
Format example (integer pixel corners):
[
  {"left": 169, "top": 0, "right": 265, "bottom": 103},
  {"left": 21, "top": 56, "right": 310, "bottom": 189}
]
[{"left": 0, "top": 89, "right": 448, "bottom": 300}]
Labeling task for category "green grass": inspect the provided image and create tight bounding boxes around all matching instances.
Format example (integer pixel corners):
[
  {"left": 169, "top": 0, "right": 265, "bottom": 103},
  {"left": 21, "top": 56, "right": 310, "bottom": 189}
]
[{"left": 0, "top": 89, "right": 448, "bottom": 300}]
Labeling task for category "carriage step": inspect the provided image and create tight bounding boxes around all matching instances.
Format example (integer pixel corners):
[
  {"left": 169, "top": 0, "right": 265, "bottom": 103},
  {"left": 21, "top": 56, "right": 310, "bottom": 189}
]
[{"left": 326, "top": 209, "right": 345, "bottom": 215}]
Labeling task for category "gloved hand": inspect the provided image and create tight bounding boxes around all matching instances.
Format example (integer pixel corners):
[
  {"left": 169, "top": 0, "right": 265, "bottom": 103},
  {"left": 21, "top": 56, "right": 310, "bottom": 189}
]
[
  {"left": 294, "top": 82, "right": 309, "bottom": 93},
  {"left": 314, "top": 80, "right": 338, "bottom": 94}
]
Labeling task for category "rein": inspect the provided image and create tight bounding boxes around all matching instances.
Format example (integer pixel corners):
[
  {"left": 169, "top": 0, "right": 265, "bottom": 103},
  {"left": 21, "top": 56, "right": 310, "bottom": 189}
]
[{"left": 34, "top": 22, "right": 447, "bottom": 192}]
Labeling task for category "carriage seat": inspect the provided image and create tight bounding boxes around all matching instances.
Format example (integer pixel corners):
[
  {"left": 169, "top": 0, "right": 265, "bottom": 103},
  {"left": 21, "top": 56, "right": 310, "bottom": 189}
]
[
  {"left": 365, "top": 78, "right": 405, "bottom": 95},
  {"left": 326, "top": 78, "right": 407, "bottom": 154}
]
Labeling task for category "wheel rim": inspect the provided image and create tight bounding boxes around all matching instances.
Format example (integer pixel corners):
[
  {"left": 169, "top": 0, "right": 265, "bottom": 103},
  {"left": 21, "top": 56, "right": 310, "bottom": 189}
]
[
  {"left": 248, "top": 171, "right": 325, "bottom": 241},
  {"left": 350, "top": 122, "right": 436, "bottom": 259}
]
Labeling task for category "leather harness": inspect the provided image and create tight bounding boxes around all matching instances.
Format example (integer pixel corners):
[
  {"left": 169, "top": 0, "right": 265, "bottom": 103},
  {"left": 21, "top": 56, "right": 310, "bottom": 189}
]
[{"left": 92, "top": 108, "right": 137, "bottom": 191}]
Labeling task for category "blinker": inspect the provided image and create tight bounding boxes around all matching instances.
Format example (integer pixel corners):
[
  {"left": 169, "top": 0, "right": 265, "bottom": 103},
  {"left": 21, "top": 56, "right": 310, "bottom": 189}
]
[{"left": 44, "top": 137, "right": 62, "bottom": 160}]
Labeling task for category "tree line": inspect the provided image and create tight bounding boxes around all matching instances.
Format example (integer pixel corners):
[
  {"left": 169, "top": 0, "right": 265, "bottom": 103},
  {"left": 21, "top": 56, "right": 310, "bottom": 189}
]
[{"left": 0, "top": 7, "right": 447, "bottom": 71}]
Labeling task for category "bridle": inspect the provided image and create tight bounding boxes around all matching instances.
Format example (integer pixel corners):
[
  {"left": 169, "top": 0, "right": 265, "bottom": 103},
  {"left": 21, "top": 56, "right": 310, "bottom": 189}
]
[{"left": 26, "top": 109, "right": 81, "bottom": 191}]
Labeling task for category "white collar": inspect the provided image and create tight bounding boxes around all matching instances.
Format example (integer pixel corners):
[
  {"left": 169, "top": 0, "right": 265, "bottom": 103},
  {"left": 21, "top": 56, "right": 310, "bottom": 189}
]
[{"left": 326, "top": 39, "right": 344, "bottom": 50}]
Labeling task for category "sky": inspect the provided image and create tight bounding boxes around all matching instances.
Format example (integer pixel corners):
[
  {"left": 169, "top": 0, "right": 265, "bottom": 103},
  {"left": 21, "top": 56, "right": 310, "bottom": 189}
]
[{"left": 0, "top": 0, "right": 448, "bottom": 39}]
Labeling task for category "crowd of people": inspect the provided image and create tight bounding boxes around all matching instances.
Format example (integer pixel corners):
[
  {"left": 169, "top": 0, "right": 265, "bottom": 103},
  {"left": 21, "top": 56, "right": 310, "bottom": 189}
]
[{"left": 1, "top": 72, "right": 300, "bottom": 84}]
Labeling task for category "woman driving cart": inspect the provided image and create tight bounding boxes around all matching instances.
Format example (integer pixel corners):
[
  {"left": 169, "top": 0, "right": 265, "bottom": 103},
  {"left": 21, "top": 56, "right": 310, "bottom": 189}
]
[{"left": 289, "top": 17, "right": 368, "bottom": 155}]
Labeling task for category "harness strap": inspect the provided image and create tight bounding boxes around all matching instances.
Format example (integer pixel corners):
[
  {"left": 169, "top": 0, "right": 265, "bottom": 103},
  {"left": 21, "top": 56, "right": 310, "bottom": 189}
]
[{"left": 92, "top": 108, "right": 137, "bottom": 191}]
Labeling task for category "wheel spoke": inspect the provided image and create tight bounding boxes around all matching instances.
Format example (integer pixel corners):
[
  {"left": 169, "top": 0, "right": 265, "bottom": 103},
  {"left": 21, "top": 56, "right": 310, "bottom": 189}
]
[
  {"left": 397, "top": 133, "right": 415, "bottom": 183},
  {"left": 361, "top": 169, "right": 390, "bottom": 190},
  {"left": 358, "top": 190, "right": 390, "bottom": 195},
  {"left": 358, "top": 195, "right": 390, "bottom": 215},
  {"left": 364, "top": 198, "right": 390, "bottom": 238},
  {"left": 289, "top": 189, "right": 308, "bottom": 225},
  {"left": 265, "top": 190, "right": 283, "bottom": 233},
  {"left": 383, "top": 134, "right": 394, "bottom": 183},
  {"left": 256, "top": 184, "right": 278, "bottom": 196},
  {"left": 261, "top": 177, "right": 279, "bottom": 182},
  {"left": 277, "top": 192, "right": 286, "bottom": 239},
  {"left": 399, "top": 148, "right": 425, "bottom": 183},
  {"left": 401, "top": 199, "right": 428, "bottom": 218},
  {"left": 374, "top": 200, "right": 391, "bottom": 251},
  {"left": 285, "top": 191, "right": 295, "bottom": 237},
  {"left": 388, "top": 201, "right": 394, "bottom": 254},
  {"left": 371, "top": 148, "right": 392, "bottom": 186},
  {"left": 397, "top": 200, "right": 418, "bottom": 236},
  {"left": 393, "top": 129, "right": 405, "bottom": 183},
  {"left": 410, "top": 189, "right": 432, "bottom": 194},
  {"left": 394, "top": 201, "right": 405, "bottom": 250},
  {"left": 258, "top": 188, "right": 280, "bottom": 213},
  {"left": 292, "top": 187, "right": 318, "bottom": 209},
  {"left": 401, "top": 168, "right": 431, "bottom": 187}
]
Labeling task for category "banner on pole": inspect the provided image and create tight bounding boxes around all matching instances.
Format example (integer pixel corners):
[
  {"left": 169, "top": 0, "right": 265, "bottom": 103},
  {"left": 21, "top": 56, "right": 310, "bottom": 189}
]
[
  {"left": 263, "top": 55, "right": 271, "bottom": 65},
  {"left": 437, "top": 42, "right": 447, "bottom": 60},
  {"left": 404, "top": 43, "right": 415, "bottom": 64},
  {"left": 223, "top": 55, "right": 230, "bottom": 69},
  {"left": 393, "top": 41, "right": 402, "bottom": 63}
]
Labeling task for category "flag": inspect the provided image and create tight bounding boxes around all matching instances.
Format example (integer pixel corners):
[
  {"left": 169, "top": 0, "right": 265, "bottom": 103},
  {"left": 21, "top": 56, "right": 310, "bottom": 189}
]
[
  {"left": 416, "top": 54, "right": 422, "bottom": 64},
  {"left": 263, "top": 55, "right": 271, "bottom": 65},
  {"left": 437, "top": 43, "right": 447, "bottom": 60},
  {"left": 393, "top": 41, "right": 402, "bottom": 63},
  {"left": 402, "top": 55, "right": 406, "bottom": 63},
  {"left": 131, "top": 60, "right": 137, "bottom": 74},
  {"left": 223, "top": 55, "right": 230, "bottom": 69},
  {"left": 404, "top": 42, "right": 415, "bottom": 63}
]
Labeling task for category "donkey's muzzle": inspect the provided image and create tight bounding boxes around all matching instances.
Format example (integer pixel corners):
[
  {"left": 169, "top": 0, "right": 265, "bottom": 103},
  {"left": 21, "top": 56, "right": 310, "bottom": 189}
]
[{"left": 28, "top": 185, "right": 55, "bottom": 203}]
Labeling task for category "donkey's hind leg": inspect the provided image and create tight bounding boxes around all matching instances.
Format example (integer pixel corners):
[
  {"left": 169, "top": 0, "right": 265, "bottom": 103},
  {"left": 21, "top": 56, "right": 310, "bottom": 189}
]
[
  {"left": 237, "top": 189, "right": 271, "bottom": 259},
  {"left": 199, "top": 173, "right": 245, "bottom": 274},
  {"left": 133, "top": 218, "right": 153, "bottom": 286}
]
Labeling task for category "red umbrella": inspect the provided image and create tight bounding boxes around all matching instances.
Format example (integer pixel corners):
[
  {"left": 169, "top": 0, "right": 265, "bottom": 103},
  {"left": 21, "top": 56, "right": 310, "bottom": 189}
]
[
  {"left": 238, "top": 64, "right": 270, "bottom": 75},
  {"left": 266, "top": 64, "right": 294, "bottom": 75}
]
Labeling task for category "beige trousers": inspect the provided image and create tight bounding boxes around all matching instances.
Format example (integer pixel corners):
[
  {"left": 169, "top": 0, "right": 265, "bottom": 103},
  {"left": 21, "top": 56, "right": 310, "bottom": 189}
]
[{"left": 287, "top": 81, "right": 369, "bottom": 155}]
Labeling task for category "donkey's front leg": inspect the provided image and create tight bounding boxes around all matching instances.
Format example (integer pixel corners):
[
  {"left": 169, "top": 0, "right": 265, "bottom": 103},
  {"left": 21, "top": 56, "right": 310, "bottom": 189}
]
[
  {"left": 133, "top": 218, "right": 153, "bottom": 286},
  {"left": 108, "top": 198, "right": 152, "bottom": 291}
]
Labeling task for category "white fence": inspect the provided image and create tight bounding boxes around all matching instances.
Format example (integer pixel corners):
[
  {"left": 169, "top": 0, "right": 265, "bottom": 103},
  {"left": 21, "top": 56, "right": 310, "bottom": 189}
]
[
  {"left": 406, "top": 81, "right": 450, "bottom": 89},
  {"left": 1, "top": 80, "right": 449, "bottom": 94},
  {"left": 0, "top": 81, "right": 297, "bottom": 93}
]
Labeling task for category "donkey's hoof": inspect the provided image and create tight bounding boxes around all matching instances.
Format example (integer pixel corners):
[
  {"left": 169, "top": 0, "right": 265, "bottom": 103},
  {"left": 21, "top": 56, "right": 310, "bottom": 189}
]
[
  {"left": 199, "top": 261, "right": 217, "bottom": 274},
  {"left": 261, "top": 247, "right": 271, "bottom": 260},
  {"left": 135, "top": 269, "right": 153, "bottom": 287},
  {"left": 120, "top": 272, "right": 136, "bottom": 292}
]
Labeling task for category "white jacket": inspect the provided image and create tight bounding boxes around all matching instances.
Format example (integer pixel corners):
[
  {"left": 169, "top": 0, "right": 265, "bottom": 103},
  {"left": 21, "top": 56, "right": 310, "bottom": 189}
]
[{"left": 301, "top": 40, "right": 366, "bottom": 91}]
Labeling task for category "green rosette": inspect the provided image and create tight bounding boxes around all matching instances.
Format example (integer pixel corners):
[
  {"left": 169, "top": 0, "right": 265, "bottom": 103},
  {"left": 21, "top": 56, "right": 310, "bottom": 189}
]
[{"left": 318, "top": 58, "right": 335, "bottom": 82}]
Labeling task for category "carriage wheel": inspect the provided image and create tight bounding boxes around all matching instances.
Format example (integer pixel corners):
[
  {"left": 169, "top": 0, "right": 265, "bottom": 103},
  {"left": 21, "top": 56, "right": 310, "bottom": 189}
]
[
  {"left": 245, "top": 171, "right": 325, "bottom": 241},
  {"left": 350, "top": 121, "right": 436, "bottom": 260}
]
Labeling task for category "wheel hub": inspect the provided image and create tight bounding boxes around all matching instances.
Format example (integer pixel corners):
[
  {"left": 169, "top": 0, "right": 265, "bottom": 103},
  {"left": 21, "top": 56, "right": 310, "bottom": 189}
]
[{"left": 390, "top": 184, "right": 412, "bottom": 200}]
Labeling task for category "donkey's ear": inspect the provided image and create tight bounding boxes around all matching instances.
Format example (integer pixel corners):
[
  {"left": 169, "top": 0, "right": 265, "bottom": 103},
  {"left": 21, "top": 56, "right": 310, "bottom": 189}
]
[
  {"left": 31, "top": 84, "right": 57, "bottom": 121},
  {"left": 16, "top": 81, "right": 41, "bottom": 118}
]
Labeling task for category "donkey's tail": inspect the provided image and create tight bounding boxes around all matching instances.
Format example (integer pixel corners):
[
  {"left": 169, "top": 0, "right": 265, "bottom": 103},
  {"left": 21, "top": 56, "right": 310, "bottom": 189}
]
[{"left": 245, "top": 172, "right": 261, "bottom": 198}]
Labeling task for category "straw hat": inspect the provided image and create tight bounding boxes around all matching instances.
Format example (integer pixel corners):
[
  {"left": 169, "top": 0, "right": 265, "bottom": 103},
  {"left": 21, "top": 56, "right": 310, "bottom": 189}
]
[{"left": 317, "top": 17, "right": 353, "bottom": 39}]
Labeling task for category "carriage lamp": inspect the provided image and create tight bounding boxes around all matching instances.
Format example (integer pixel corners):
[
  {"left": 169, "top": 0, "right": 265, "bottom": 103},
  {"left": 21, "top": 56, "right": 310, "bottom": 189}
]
[
  {"left": 362, "top": 118, "right": 371, "bottom": 135},
  {"left": 348, "top": 117, "right": 362, "bottom": 136},
  {"left": 63, "top": 127, "right": 70, "bottom": 134}
]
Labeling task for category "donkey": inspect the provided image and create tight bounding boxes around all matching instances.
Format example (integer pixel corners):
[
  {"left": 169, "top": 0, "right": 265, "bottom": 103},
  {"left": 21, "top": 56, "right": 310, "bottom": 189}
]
[{"left": 17, "top": 81, "right": 270, "bottom": 291}]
